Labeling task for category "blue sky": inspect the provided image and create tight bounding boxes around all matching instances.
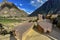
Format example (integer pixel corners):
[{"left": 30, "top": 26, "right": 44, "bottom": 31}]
[{"left": 0, "top": 0, "right": 47, "bottom": 14}]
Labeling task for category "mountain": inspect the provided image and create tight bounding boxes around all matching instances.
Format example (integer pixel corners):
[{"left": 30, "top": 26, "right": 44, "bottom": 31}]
[
  {"left": 0, "top": 2, "right": 28, "bottom": 18},
  {"left": 29, "top": 0, "right": 60, "bottom": 16}
]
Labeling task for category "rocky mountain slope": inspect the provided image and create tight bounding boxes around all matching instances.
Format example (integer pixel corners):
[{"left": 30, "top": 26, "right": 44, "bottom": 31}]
[
  {"left": 29, "top": 0, "right": 60, "bottom": 16},
  {"left": 0, "top": 2, "right": 28, "bottom": 18}
]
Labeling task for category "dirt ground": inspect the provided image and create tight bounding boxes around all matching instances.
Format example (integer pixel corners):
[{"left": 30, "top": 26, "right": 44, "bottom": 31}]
[
  {"left": 0, "top": 29, "right": 51, "bottom": 40},
  {"left": 23, "top": 29, "right": 51, "bottom": 40},
  {"left": 0, "top": 34, "right": 10, "bottom": 40}
]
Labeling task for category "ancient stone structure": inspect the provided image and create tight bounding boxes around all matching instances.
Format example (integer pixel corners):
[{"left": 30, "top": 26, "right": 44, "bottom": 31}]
[
  {"left": 37, "top": 21, "right": 52, "bottom": 33},
  {"left": 38, "top": 14, "right": 44, "bottom": 21},
  {"left": 13, "top": 22, "right": 34, "bottom": 40}
]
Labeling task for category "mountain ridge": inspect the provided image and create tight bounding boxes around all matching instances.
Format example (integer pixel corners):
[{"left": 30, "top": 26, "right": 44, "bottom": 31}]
[{"left": 29, "top": 0, "right": 60, "bottom": 16}]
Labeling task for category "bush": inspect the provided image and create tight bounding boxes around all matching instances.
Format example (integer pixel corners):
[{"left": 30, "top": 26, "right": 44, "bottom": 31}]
[
  {"left": 1, "top": 30, "right": 8, "bottom": 35},
  {"left": 56, "top": 15, "right": 60, "bottom": 28},
  {"left": 57, "top": 22, "right": 60, "bottom": 28}
]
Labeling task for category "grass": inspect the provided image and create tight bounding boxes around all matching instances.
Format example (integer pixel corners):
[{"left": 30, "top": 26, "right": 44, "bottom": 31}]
[
  {"left": 0, "top": 18, "right": 21, "bottom": 23},
  {"left": 0, "top": 18, "right": 23, "bottom": 32}
]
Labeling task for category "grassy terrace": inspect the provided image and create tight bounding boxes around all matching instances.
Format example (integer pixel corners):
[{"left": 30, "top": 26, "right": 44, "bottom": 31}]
[
  {"left": 0, "top": 18, "right": 21, "bottom": 23},
  {"left": 0, "top": 18, "right": 23, "bottom": 31}
]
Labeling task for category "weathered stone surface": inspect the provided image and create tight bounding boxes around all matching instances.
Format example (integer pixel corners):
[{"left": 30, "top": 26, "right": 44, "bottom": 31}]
[
  {"left": 25, "top": 29, "right": 51, "bottom": 40},
  {"left": 37, "top": 21, "right": 52, "bottom": 33},
  {"left": 38, "top": 14, "right": 44, "bottom": 21},
  {"left": 14, "top": 22, "right": 34, "bottom": 40}
]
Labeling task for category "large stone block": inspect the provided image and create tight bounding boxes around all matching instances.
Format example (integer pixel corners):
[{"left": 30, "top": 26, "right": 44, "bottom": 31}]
[
  {"left": 14, "top": 22, "right": 34, "bottom": 40},
  {"left": 37, "top": 21, "right": 52, "bottom": 33}
]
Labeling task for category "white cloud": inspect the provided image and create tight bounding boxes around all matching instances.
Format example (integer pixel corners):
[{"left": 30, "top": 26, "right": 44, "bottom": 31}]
[
  {"left": 19, "top": 4, "right": 23, "bottom": 6},
  {"left": 20, "top": 8, "right": 31, "bottom": 14},
  {"left": 30, "top": 0, "right": 36, "bottom": 7},
  {"left": 31, "top": 1, "right": 35, "bottom": 4},
  {"left": 17, "top": 7, "right": 32, "bottom": 14},
  {"left": 17, "top": 7, "right": 20, "bottom": 9},
  {"left": 17, "top": 6, "right": 33, "bottom": 14},
  {"left": 17, "top": 7, "right": 25, "bottom": 10},
  {"left": 30, "top": 0, "right": 47, "bottom": 7},
  {"left": 37, "top": 0, "right": 41, "bottom": 2},
  {"left": 40, "top": 0, "right": 44, "bottom": 3},
  {"left": 37, "top": 0, "right": 44, "bottom": 3},
  {"left": 30, "top": 0, "right": 41, "bottom": 7},
  {"left": 17, "top": 7, "right": 27, "bottom": 12}
]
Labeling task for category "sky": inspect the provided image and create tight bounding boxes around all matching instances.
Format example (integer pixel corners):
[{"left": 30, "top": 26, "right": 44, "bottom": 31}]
[{"left": 0, "top": 0, "right": 48, "bottom": 14}]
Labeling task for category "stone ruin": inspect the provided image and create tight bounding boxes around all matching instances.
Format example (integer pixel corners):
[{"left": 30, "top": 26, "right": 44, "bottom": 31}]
[
  {"left": 37, "top": 21, "right": 52, "bottom": 33},
  {"left": 12, "top": 14, "right": 53, "bottom": 40},
  {"left": 13, "top": 22, "right": 34, "bottom": 40},
  {"left": 37, "top": 14, "right": 52, "bottom": 33}
]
